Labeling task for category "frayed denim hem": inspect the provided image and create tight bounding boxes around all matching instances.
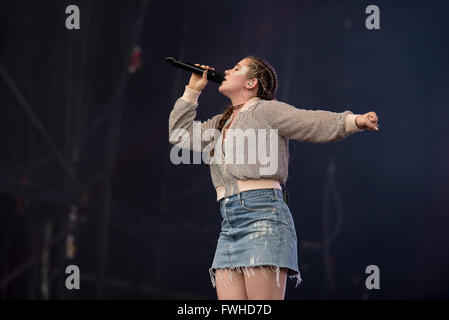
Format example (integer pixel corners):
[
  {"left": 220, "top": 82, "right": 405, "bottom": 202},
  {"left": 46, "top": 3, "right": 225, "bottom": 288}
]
[{"left": 209, "top": 265, "right": 302, "bottom": 289}]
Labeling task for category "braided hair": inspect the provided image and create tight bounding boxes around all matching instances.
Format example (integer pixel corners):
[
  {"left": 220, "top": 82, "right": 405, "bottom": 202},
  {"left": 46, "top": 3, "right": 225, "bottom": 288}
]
[{"left": 245, "top": 56, "right": 278, "bottom": 101}]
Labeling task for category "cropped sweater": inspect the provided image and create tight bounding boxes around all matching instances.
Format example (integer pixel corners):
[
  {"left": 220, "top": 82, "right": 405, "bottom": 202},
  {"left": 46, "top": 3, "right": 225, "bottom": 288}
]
[{"left": 169, "top": 86, "right": 363, "bottom": 201}]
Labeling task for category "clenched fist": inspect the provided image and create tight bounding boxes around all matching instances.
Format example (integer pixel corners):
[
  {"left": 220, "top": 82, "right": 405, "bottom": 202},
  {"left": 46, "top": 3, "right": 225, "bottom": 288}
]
[{"left": 355, "top": 112, "right": 380, "bottom": 131}]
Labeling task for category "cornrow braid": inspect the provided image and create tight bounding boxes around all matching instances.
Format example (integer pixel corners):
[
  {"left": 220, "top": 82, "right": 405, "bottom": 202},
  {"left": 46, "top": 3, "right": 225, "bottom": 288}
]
[{"left": 246, "top": 56, "right": 278, "bottom": 101}]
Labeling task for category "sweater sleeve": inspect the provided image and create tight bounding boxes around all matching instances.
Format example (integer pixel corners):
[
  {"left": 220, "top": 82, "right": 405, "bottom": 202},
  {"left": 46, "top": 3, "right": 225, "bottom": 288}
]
[
  {"left": 256, "top": 100, "right": 363, "bottom": 143},
  {"left": 168, "top": 86, "right": 222, "bottom": 151}
]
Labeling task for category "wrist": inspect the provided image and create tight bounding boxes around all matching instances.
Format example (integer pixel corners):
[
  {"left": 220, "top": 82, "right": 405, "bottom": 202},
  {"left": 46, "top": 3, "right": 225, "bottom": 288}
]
[
  {"left": 181, "top": 85, "right": 201, "bottom": 104},
  {"left": 355, "top": 115, "right": 363, "bottom": 129},
  {"left": 345, "top": 113, "right": 363, "bottom": 134},
  {"left": 187, "top": 85, "right": 200, "bottom": 92}
]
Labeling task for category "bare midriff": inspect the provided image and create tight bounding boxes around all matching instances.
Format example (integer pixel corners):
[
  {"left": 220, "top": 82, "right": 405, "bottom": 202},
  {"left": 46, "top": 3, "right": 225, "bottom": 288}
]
[{"left": 216, "top": 178, "right": 282, "bottom": 201}]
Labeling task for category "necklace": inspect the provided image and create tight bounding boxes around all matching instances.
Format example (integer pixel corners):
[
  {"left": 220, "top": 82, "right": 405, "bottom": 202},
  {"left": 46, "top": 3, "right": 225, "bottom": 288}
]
[{"left": 232, "top": 103, "right": 244, "bottom": 110}]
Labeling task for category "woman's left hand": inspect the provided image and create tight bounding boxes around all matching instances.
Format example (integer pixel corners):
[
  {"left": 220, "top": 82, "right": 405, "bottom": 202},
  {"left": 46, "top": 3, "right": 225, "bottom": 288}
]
[{"left": 355, "top": 112, "right": 379, "bottom": 131}]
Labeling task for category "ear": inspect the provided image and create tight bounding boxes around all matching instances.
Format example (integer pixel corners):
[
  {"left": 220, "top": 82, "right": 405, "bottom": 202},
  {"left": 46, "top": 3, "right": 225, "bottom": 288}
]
[{"left": 246, "top": 78, "right": 257, "bottom": 89}]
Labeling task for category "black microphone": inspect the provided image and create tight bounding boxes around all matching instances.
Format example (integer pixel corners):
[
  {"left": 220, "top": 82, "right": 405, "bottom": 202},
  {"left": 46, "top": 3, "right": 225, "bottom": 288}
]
[{"left": 164, "top": 57, "right": 225, "bottom": 84}]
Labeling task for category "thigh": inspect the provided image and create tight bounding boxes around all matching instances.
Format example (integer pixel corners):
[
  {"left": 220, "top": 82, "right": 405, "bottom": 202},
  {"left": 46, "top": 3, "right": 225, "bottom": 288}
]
[
  {"left": 215, "top": 268, "right": 248, "bottom": 300},
  {"left": 244, "top": 266, "right": 288, "bottom": 300}
]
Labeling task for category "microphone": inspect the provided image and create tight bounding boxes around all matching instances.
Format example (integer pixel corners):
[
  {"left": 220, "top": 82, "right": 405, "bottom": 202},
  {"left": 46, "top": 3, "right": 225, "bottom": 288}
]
[{"left": 164, "top": 57, "right": 225, "bottom": 84}]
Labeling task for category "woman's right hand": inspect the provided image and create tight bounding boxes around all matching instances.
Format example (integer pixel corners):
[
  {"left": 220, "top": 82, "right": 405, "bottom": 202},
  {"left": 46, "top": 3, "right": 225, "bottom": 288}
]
[{"left": 187, "top": 64, "right": 215, "bottom": 92}]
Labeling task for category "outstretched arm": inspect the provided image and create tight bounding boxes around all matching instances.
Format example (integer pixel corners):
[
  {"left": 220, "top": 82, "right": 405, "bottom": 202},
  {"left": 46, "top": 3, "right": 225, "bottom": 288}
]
[{"left": 256, "top": 100, "right": 378, "bottom": 143}]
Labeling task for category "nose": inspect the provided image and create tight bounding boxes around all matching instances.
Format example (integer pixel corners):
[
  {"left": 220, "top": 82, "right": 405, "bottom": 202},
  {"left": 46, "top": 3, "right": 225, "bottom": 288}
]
[{"left": 225, "top": 69, "right": 230, "bottom": 76}]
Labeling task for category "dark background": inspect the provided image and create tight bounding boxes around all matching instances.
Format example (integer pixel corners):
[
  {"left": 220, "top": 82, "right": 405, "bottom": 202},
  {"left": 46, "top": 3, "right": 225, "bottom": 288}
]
[{"left": 0, "top": 0, "right": 448, "bottom": 299}]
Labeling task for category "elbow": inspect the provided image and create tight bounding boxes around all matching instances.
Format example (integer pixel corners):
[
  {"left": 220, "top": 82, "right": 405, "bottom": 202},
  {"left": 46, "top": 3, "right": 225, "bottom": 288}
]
[
  {"left": 168, "top": 129, "right": 179, "bottom": 145},
  {"left": 168, "top": 136, "right": 179, "bottom": 146},
  {"left": 168, "top": 127, "right": 189, "bottom": 147}
]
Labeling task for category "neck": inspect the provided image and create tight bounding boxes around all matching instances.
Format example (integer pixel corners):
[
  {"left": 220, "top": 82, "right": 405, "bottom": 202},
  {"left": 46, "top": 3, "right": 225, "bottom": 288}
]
[
  {"left": 227, "top": 89, "right": 257, "bottom": 106},
  {"left": 231, "top": 96, "right": 259, "bottom": 108},
  {"left": 230, "top": 98, "right": 249, "bottom": 107}
]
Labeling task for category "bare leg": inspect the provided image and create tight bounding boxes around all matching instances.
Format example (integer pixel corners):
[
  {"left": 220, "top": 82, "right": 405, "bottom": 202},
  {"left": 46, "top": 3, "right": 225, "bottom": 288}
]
[
  {"left": 214, "top": 268, "right": 248, "bottom": 300},
  {"left": 244, "top": 266, "right": 288, "bottom": 300}
]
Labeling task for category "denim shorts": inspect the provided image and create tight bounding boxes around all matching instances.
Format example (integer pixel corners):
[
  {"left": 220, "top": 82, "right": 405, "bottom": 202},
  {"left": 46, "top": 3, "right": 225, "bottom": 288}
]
[{"left": 209, "top": 188, "right": 302, "bottom": 289}]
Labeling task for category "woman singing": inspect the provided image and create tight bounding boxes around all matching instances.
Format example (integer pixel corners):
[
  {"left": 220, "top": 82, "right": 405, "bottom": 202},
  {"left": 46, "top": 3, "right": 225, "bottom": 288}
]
[{"left": 168, "top": 56, "right": 379, "bottom": 300}]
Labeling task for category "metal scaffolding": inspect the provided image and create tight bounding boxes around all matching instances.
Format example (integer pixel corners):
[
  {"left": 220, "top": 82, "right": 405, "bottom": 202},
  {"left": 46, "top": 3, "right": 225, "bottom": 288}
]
[{"left": 0, "top": 0, "right": 159, "bottom": 299}]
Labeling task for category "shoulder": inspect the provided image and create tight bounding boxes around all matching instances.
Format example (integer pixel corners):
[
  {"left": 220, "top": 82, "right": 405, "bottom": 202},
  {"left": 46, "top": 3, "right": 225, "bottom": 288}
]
[
  {"left": 204, "top": 113, "right": 223, "bottom": 125},
  {"left": 255, "top": 99, "right": 294, "bottom": 110},
  {"left": 253, "top": 99, "right": 297, "bottom": 117}
]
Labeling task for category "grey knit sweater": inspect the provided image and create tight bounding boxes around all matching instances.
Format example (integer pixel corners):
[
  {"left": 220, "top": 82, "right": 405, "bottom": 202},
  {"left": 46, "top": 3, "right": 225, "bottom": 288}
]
[{"left": 169, "top": 86, "right": 363, "bottom": 201}]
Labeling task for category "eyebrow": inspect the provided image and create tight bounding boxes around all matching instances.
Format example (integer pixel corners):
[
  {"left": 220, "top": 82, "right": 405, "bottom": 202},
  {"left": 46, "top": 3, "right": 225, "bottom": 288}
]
[{"left": 235, "top": 63, "right": 241, "bottom": 68}]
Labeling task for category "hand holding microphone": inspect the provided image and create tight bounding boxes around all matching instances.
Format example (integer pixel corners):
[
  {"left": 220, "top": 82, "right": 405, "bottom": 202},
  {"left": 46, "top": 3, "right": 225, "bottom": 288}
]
[
  {"left": 164, "top": 57, "right": 225, "bottom": 86},
  {"left": 188, "top": 64, "right": 215, "bottom": 92}
]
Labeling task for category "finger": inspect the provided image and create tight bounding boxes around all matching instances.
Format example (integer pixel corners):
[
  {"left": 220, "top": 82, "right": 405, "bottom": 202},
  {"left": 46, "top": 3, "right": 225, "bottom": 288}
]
[{"left": 368, "top": 112, "right": 378, "bottom": 122}]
